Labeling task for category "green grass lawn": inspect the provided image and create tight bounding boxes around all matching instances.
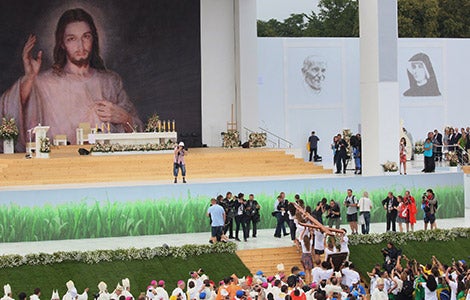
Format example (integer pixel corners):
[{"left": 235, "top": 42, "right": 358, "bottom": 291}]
[
  {"left": 0, "top": 253, "right": 251, "bottom": 298},
  {"left": 349, "top": 237, "right": 470, "bottom": 280}
]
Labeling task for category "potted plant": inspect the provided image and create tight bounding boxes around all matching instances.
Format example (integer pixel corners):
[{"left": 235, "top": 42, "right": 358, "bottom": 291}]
[
  {"left": 381, "top": 161, "right": 398, "bottom": 174},
  {"left": 445, "top": 151, "right": 459, "bottom": 171},
  {"left": 38, "top": 137, "right": 51, "bottom": 158},
  {"left": 0, "top": 117, "right": 19, "bottom": 154},
  {"left": 248, "top": 132, "right": 267, "bottom": 148},
  {"left": 222, "top": 131, "right": 240, "bottom": 148},
  {"left": 414, "top": 140, "right": 424, "bottom": 161}
]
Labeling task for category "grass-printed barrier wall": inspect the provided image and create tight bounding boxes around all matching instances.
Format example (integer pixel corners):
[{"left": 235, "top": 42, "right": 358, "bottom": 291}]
[{"left": 0, "top": 174, "right": 464, "bottom": 243}]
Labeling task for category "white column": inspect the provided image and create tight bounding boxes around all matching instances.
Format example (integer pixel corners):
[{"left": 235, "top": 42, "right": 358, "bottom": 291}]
[
  {"left": 234, "top": 0, "right": 259, "bottom": 133},
  {"left": 360, "top": 0, "right": 400, "bottom": 176}
]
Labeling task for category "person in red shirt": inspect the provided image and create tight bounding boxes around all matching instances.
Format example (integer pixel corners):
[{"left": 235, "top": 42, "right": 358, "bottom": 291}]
[{"left": 404, "top": 191, "right": 417, "bottom": 231}]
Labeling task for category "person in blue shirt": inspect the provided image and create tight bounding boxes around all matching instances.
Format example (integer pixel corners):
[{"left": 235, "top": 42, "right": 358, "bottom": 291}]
[
  {"left": 423, "top": 135, "right": 435, "bottom": 173},
  {"left": 207, "top": 198, "right": 226, "bottom": 243}
]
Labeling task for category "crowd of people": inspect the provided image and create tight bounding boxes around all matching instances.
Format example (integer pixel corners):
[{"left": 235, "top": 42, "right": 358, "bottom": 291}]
[
  {"left": 422, "top": 127, "right": 470, "bottom": 173},
  {"left": 369, "top": 243, "right": 470, "bottom": 300},
  {"left": 207, "top": 186, "right": 440, "bottom": 245},
  {"left": 207, "top": 193, "right": 261, "bottom": 243}
]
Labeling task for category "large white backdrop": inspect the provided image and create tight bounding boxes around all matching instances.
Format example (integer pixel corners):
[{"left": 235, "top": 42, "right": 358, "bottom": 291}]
[{"left": 258, "top": 38, "right": 470, "bottom": 162}]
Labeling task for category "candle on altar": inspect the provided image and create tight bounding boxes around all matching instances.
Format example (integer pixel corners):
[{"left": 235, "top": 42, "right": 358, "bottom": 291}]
[
  {"left": 157, "top": 120, "right": 161, "bottom": 132},
  {"left": 172, "top": 120, "right": 175, "bottom": 132},
  {"left": 107, "top": 123, "right": 110, "bottom": 133},
  {"left": 95, "top": 124, "right": 98, "bottom": 132},
  {"left": 162, "top": 120, "right": 166, "bottom": 132},
  {"left": 101, "top": 123, "right": 104, "bottom": 132}
]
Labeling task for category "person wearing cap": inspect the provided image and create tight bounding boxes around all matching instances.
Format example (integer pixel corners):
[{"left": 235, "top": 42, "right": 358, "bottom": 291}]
[
  {"left": 63, "top": 281, "right": 89, "bottom": 300},
  {"left": 171, "top": 281, "right": 187, "bottom": 300},
  {"left": 109, "top": 284, "right": 123, "bottom": 300},
  {"left": 173, "top": 141, "right": 187, "bottom": 183},
  {"left": 155, "top": 281, "right": 169, "bottom": 300},
  {"left": 370, "top": 278, "right": 388, "bottom": 300},
  {"left": 207, "top": 198, "right": 226, "bottom": 244},
  {"left": 1, "top": 284, "right": 13, "bottom": 300},
  {"left": 121, "top": 278, "right": 134, "bottom": 300},
  {"left": 234, "top": 290, "right": 245, "bottom": 300},
  {"left": 97, "top": 282, "right": 110, "bottom": 300}
]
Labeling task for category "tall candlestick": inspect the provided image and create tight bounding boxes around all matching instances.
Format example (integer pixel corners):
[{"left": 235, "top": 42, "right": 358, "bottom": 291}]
[
  {"left": 101, "top": 123, "right": 104, "bottom": 132},
  {"left": 107, "top": 123, "right": 110, "bottom": 133},
  {"left": 157, "top": 120, "right": 161, "bottom": 132},
  {"left": 163, "top": 120, "right": 166, "bottom": 132},
  {"left": 172, "top": 120, "right": 175, "bottom": 132},
  {"left": 95, "top": 124, "right": 98, "bottom": 132}
]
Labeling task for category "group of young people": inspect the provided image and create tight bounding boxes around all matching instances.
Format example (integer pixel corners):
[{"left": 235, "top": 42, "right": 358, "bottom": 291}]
[{"left": 369, "top": 243, "right": 470, "bottom": 300}]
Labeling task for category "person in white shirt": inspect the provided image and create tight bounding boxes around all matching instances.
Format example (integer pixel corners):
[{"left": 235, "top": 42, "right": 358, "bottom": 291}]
[
  {"left": 340, "top": 262, "right": 360, "bottom": 287},
  {"left": 338, "top": 229, "right": 350, "bottom": 260},
  {"left": 358, "top": 191, "right": 372, "bottom": 234},
  {"left": 155, "top": 281, "right": 169, "bottom": 300},
  {"left": 419, "top": 274, "right": 438, "bottom": 300},
  {"left": 121, "top": 278, "right": 133, "bottom": 300},
  {"left": 171, "top": 281, "right": 187, "bottom": 300},
  {"left": 324, "top": 240, "right": 337, "bottom": 262},
  {"left": 445, "top": 268, "right": 458, "bottom": 300},
  {"left": 1, "top": 285, "right": 14, "bottom": 300},
  {"left": 371, "top": 278, "right": 388, "bottom": 300},
  {"left": 313, "top": 229, "right": 325, "bottom": 263}
]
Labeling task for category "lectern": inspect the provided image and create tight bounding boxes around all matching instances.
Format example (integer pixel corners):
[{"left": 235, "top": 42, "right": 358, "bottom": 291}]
[{"left": 33, "top": 125, "right": 50, "bottom": 158}]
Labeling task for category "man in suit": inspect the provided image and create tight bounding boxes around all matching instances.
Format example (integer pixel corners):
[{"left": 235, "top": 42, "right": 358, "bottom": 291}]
[
  {"left": 244, "top": 194, "right": 261, "bottom": 238},
  {"left": 234, "top": 193, "right": 248, "bottom": 242},
  {"left": 432, "top": 129, "right": 443, "bottom": 162},
  {"left": 382, "top": 192, "right": 399, "bottom": 232},
  {"left": 334, "top": 134, "right": 348, "bottom": 174}
]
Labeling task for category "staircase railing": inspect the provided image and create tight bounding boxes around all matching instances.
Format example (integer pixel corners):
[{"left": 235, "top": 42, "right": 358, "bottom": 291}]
[
  {"left": 258, "top": 127, "right": 293, "bottom": 148},
  {"left": 243, "top": 127, "right": 277, "bottom": 148}
]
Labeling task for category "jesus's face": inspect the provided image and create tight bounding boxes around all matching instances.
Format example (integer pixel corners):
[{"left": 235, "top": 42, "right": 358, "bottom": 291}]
[{"left": 63, "top": 21, "right": 93, "bottom": 67}]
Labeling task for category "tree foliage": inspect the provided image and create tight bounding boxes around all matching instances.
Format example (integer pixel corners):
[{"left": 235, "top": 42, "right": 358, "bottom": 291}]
[{"left": 257, "top": 0, "right": 470, "bottom": 38}]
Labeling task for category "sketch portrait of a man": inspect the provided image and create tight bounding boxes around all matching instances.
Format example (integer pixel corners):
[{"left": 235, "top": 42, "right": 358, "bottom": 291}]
[
  {"left": 403, "top": 52, "right": 441, "bottom": 97},
  {"left": 0, "top": 8, "right": 143, "bottom": 150},
  {"left": 301, "top": 55, "right": 327, "bottom": 94}
]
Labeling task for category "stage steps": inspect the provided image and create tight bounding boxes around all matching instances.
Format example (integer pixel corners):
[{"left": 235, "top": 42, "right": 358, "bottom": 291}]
[
  {"left": 236, "top": 246, "right": 302, "bottom": 276},
  {"left": 0, "top": 146, "right": 332, "bottom": 186}
]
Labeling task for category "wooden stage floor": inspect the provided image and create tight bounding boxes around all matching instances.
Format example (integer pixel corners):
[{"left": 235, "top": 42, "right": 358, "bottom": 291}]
[{"left": 0, "top": 145, "right": 331, "bottom": 187}]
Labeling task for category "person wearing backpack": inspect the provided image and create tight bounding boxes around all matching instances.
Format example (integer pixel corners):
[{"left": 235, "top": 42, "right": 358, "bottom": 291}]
[{"left": 422, "top": 189, "right": 438, "bottom": 230}]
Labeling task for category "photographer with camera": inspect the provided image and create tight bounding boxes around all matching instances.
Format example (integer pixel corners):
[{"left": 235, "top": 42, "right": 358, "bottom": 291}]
[
  {"left": 326, "top": 199, "right": 341, "bottom": 229},
  {"left": 381, "top": 242, "right": 401, "bottom": 273},
  {"left": 220, "top": 192, "right": 236, "bottom": 239},
  {"left": 421, "top": 189, "right": 438, "bottom": 230},
  {"left": 382, "top": 192, "right": 398, "bottom": 232},
  {"left": 344, "top": 189, "right": 359, "bottom": 234},
  {"left": 173, "top": 142, "right": 187, "bottom": 183}
]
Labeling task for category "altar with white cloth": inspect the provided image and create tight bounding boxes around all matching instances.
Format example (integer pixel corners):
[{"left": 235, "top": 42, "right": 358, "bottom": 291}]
[{"left": 88, "top": 132, "right": 177, "bottom": 145}]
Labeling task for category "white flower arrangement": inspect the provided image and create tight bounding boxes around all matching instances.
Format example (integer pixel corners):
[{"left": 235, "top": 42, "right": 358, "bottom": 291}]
[
  {"left": 381, "top": 161, "right": 398, "bottom": 172},
  {"left": 446, "top": 151, "right": 459, "bottom": 167},
  {"left": 248, "top": 132, "right": 267, "bottom": 148},
  {"left": 222, "top": 131, "right": 240, "bottom": 148},
  {"left": 39, "top": 137, "right": 51, "bottom": 153},
  {"left": 0, "top": 242, "right": 237, "bottom": 269},
  {"left": 145, "top": 112, "right": 161, "bottom": 132},
  {"left": 0, "top": 117, "right": 19, "bottom": 140},
  {"left": 414, "top": 140, "right": 424, "bottom": 154},
  {"left": 91, "top": 141, "right": 175, "bottom": 153},
  {"left": 348, "top": 227, "right": 470, "bottom": 246}
]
